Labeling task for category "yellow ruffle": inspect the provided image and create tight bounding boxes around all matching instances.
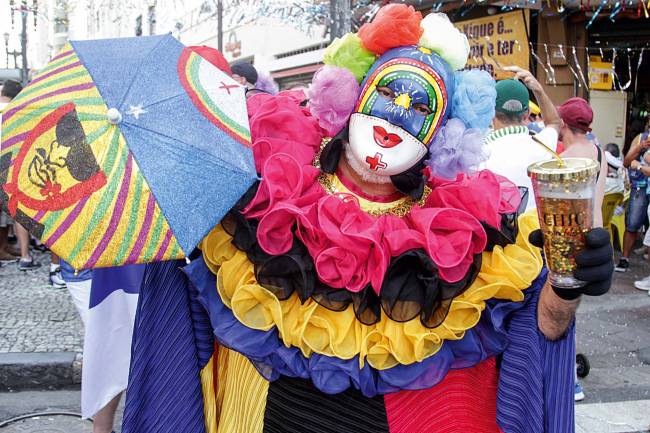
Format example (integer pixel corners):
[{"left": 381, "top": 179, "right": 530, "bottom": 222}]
[{"left": 199, "top": 211, "right": 542, "bottom": 370}]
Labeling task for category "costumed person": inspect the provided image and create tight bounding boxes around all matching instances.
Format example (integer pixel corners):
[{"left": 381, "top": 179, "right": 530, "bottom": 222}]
[{"left": 121, "top": 5, "right": 614, "bottom": 433}]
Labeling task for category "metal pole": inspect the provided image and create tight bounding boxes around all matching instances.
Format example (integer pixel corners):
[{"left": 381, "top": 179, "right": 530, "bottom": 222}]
[
  {"left": 217, "top": 0, "right": 223, "bottom": 52},
  {"left": 329, "top": 0, "right": 351, "bottom": 41},
  {"left": 20, "top": 1, "right": 28, "bottom": 87}
]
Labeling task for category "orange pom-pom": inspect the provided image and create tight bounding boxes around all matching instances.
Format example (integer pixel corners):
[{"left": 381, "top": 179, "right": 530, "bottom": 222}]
[{"left": 358, "top": 4, "right": 423, "bottom": 55}]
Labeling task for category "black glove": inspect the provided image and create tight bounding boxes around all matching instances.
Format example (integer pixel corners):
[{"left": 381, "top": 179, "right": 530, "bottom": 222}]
[{"left": 528, "top": 228, "right": 614, "bottom": 300}]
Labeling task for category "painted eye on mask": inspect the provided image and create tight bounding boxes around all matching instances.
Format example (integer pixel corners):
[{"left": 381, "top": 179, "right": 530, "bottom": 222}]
[
  {"left": 377, "top": 86, "right": 395, "bottom": 100},
  {"left": 412, "top": 104, "right": 432, "bottom": 116},
  {"left": 376, "top": 86, "right": 432, "bottom": 117}
]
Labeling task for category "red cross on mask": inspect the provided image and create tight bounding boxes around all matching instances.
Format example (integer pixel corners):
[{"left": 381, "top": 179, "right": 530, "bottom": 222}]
[{"left": 366, "top": 153, "right": 388, "bottom": 171}]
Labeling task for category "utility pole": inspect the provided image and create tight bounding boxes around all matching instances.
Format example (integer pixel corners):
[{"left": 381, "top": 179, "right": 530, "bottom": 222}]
[
  {"left": 329, "top": 0, "right": 352, "bottom": 41},
  {"left": 20, "top": 4, "right": 28, "bottom": 87},
  {"left": 217, "top": 0, "right": 223, "bottom": 52},
  {"left": 9, "top": 0, "right": 38, "bottom": 87}
]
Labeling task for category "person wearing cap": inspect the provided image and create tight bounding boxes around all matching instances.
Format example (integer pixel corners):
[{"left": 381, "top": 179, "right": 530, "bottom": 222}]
[
  {"left": 557, "top": 97, "right": 607, "bottom": 228},
  {"left": 617, "top": 115, "right": 650, "bottom": 273},
  {"left": 483, "top": 66, "right": 561, "bottom": 211},
  {"left": 230, "top": 61, "right": 258, "bottom": 91}
]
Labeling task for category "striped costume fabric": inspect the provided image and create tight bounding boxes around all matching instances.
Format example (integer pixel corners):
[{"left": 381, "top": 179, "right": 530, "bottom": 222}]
[
  {"left": 123, "top": 261, "right": 574, "bottom": 433},
  {"left": 122, "top": 260, "right": 209, "bottom": 433},
  {"left": 0, "top": 44, "right": 183, "bottom": 269}
]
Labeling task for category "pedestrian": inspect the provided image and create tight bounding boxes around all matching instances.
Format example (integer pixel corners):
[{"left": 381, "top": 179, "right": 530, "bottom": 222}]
[
  {"left": 556, "top": 97, "right": 607, "bottom": 227},
  {"left": 230, "top": 61, "right": 258, "bottom": 90},
  {"left": 483, "top": 66, "right": 561, "bottom": 210},
  {"left": 616, "top": 115, "right": 650, "bottom": 272},
  {"left": 59, "top": 261, "right": 143, "bottom": 433},
  {"left": 60, "top": 260, "right": 91, "bottom": 325},
  {"left": 0, "top": 80, "right": 40, "bottom": 270}
]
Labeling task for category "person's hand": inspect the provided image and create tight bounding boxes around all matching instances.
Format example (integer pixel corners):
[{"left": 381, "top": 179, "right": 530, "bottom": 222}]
[
  {"left": 631, "top": 160, "right": 642, "bottom": 170},
  {"left": 529, "top": 228, "right": 614, "bottom": 300},
  {"left": 504, "top": 66, "right": 543, "bottom": 93}
]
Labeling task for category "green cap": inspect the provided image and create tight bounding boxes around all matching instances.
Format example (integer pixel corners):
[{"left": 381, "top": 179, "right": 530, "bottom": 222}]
[{"left": 495, "top": 79, "right": 529, "bottom": 115}]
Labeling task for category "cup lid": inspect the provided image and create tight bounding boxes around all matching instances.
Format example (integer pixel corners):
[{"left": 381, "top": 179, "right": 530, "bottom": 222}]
[{"left": 527, "top": 157, "right": 599, "bottom": 182}]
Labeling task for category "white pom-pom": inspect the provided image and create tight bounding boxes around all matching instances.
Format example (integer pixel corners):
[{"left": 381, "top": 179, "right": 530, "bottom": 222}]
[{"left": 419, "top": 13, "right": 470, "bottom": 71}]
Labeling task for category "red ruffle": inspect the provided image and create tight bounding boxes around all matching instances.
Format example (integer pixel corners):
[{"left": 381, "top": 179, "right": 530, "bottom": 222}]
[{"left": 244, "top": 91, "right": 517, "bottom": 294}]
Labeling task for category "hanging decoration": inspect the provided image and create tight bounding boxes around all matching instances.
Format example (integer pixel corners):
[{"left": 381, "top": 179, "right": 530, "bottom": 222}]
[
  {"left": 530, "top": 42, "right": 553, "bottom": 81},
  {"left": 620, "top": 48, "right": 633, "bottom": 90},
  {"left": 544, "top": 43, "right": 557, "bottom": 85},
  {"left": 611, "top": 48, "right": 623, "bottom": 91},
  {"left": 586, "top": 2, "right": 605, "bottom": 28},
  {"left": 557, "top": 43, "right": 582, "bottom": 88},
  {"left": 572, "top": 45, "right": 590, "bottom": 89},
  {"left": 635, "top": 48, "right": 644, "bottom": 93}
]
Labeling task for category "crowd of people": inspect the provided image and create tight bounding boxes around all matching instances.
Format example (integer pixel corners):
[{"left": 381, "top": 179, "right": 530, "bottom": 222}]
[{"left": 615, "top": 117, "right": 650, "bottom": 294}]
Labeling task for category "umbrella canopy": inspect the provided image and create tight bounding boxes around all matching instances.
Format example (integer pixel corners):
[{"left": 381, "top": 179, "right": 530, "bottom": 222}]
[{"left": 0, "top": 34, "right": 256, "bottom": 269}]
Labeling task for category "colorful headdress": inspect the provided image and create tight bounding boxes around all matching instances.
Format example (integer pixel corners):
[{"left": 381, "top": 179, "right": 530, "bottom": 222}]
[{"left": 308, "top": 4, "right": 496, "bottom": 180}]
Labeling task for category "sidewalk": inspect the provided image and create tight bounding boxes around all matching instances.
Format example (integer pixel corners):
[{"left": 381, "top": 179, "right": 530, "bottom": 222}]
[{"left": 0, "top": 250, "right": 83, "bottom": 390}]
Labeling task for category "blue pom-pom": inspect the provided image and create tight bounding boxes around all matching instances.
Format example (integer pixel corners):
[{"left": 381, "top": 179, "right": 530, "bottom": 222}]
[
  {"left": 451, "top": 69, "right": 496, "bottom": 131},
  {"left": 426, "top": 118, "right": 487, "bottom": 179}
]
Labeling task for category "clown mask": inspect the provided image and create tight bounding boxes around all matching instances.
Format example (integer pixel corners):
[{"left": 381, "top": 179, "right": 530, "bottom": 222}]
[{"left": 346, "top": 46, "right": 453, "bottom": 183}]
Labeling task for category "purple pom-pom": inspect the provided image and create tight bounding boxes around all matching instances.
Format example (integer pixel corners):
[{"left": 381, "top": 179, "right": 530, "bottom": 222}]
[
  {"left": 426, "top": 118, "right": 487, "bottom": 180},
  {"left": 255, "top": 71, "right": 279, "bottom": 95},
  {"left": 308, "top": 65, "right": 360, "bottom": 136}
]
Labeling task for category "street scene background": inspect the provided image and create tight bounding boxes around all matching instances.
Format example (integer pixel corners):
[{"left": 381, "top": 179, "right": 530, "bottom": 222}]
[{"left": 1, "top": 0, "right": 650, "bottom": 432}]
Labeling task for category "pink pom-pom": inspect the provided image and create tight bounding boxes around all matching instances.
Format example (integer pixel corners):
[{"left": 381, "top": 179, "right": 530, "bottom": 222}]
[{"left": 308, "top": 66, "right": 360, "bottom": 136}]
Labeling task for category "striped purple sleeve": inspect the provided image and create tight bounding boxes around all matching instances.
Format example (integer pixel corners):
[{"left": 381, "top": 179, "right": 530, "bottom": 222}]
[{"left": 497, "top": 274, "right": 576, "bottom": 433}]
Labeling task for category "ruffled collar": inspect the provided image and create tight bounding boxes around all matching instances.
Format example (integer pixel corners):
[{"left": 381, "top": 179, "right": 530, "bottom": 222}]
[{"left": 229, "top": 91, "right": 524, "bottom": 328}]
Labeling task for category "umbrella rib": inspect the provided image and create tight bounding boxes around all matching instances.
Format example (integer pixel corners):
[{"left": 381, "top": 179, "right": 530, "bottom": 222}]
[
  {"left": 119, "top": 121, "right": 253, "bottom": 177},
  {"left": 114, "top": 36, "right": 170, "bottom": 110},
  {"left": 141, "top": 93, "right": 187, "bottom": 110}
]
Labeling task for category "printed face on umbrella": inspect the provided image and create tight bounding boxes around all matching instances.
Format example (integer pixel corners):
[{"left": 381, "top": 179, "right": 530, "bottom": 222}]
[
  {"left": 347, "top": 46, "right": 451, "bottom": 179},
  {"left": 3, "top": 103, "right": 106, "bottom": 221}
]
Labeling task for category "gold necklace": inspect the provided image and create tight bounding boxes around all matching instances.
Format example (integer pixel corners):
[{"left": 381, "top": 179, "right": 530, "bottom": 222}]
[{"left": 313, "top": 138, "right": 431, "bottom": 218}]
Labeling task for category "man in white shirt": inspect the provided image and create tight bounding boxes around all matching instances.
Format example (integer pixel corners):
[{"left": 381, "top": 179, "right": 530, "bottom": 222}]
[{"left": 483, "top": 68, "right": 562, "bottom": 210}]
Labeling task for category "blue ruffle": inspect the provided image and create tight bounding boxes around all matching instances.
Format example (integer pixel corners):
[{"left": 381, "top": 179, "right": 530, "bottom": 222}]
[{"left": 184, "top": 255, "right": 547, "bottom": 398}]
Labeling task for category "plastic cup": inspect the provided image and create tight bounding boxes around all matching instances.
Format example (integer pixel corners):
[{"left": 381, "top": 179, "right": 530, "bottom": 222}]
[{"left": 528, "top": 158, "right": 600, "bottom": 289}]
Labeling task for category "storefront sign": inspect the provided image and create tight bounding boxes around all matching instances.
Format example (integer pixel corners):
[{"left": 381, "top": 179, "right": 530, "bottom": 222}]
[
  {"left": 225, "top": 32, "right": 241, "bottom": 58},
  {"left": 455, "top": 10, "right": 530, "bottom": 80},
  {"left": 588, "top": 57, "right": 613, "bottom": 90}
]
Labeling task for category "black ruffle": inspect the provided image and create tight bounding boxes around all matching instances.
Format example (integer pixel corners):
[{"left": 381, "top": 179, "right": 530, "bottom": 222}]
[
  {"left": 482, "top": 186, "right": 529, "bottom": 251},
  {"left": 216, "top": 177, "right": 520, "bottom": 328},
  {"left": 221, "top": 204, "right": 485, "bottom": 328}
]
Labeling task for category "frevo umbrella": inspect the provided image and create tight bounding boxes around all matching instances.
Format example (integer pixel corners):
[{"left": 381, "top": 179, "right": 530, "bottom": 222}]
[{"left": 0, "top": 34, "right": 256, "bottom": 269}]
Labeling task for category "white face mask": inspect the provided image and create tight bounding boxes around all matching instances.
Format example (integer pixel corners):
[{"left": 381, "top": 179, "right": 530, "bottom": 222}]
[{"left": 346, "top": 113, "right": 428, "bottom": 183}]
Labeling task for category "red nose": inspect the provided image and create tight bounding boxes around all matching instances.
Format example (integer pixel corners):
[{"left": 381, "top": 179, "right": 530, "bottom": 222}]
[{"left": 373, "top": 125, "right": 403, "bottom": 148}]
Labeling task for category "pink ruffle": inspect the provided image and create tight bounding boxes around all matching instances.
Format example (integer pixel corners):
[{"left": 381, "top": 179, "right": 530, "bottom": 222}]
[
  {"left": 244, "top": 92, "right": 518, "bottom": 294},
  {"left": 247, "top": 90, "right": 324, "bottom": 171},
  {"left": 427, "top": 171, "right": 521, "bottom": 229}
]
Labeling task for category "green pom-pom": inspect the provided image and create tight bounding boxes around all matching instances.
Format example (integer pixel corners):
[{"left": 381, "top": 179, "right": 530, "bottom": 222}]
[{"left": 323, "top": 33, "right": 376, "bottom": 83}]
